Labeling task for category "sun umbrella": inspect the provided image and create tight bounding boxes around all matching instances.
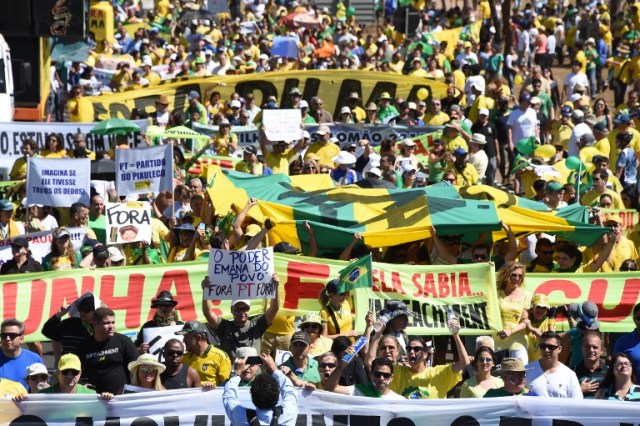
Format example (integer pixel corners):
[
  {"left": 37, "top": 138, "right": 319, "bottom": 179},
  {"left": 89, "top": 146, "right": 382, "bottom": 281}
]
[
  {"left": 90, "top": 158, "right": 116, "bottom": 181},
  {"left": 147, "top": 126, "right": 211, "bottom": 150},
  {"left": 90, "top": 118, "right": 141, "bottom": 136}
]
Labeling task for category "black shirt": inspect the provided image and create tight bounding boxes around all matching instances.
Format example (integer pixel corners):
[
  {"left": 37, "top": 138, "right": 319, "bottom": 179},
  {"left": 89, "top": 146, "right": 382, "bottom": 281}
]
[
  {"left": 0, "top": 257, "right": 43, "bottom": 274},
  {"left": 471, "top": 121, "right": 498, "bottom": 158},
  {"left": 77, "top": 332, "right": 138, "bottom": 394},
  {"left": 42, "top": 316, "right": 93, "bottom": 356},
  {"left": 161, "top": 364, "right": 190, "bottom": 389}
]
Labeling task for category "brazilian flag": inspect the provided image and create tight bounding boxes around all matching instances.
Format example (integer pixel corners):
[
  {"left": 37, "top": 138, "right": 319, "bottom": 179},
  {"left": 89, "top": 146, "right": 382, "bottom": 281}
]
[{"left": 338, "top": 254, "right": 373, "bottom": 293}]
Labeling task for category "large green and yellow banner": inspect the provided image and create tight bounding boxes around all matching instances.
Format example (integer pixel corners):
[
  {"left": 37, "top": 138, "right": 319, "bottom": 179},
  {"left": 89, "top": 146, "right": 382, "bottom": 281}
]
[
  {"left": 3, "top": 255, "right": 637, "bottom": 342},
  {"left": 88, "top": 70, "right": 449, "bottom": 121}
]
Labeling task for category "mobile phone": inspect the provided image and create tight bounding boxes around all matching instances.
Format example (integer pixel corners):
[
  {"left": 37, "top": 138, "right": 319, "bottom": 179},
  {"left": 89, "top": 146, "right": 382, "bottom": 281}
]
[{"left": 246, "top": 356, "right": 263, "bottom": 365}]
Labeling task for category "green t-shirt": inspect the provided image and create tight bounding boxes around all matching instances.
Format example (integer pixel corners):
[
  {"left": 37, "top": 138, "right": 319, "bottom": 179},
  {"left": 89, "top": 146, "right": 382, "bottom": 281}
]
[
  {"left": 280, "top": 357, "right": 321, "bottom": 384},
  {"left": 484, "top": 387, "right": 530, "bottom": 397},
  {"left": 41, "top": 384, "right": 96, "bottom": 394},
  {"left": 89, "top": 215, "right": 107, "bottom": 244}
]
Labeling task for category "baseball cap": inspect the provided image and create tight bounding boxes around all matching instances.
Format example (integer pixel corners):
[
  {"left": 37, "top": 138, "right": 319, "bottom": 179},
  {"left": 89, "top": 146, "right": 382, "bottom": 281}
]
[
  {"left": 403, "top": 139, "right": 416, "bottom": 147},
  {"left": 26, "top": 363, "right": 49, "bottom": 378},
  {"left": 299, "top": 100, "right": 309, "bottom": 108},
  {"left": 560, "top": 105, "right": 573, "bottom": 117},
  {"left": 291, "top": 331, "right": 310, "bottom": 345},
  {"left": 232, "top": 300, "right": 251, "bottom": 308},
  {"left": 58, "top": 354, "right": 82, "bottom": 371},
  {"left": 108, "top": 247, "right": 124, "bottom": 263},
  {"left": 0, "top": 199, "right": 14, "bottom": 211},
  {"left": 519, "top": 93, "right": 531, "bottom": 102},
  {"left": 501, "top": 358, "right": 525, "bottom": 372},
  {"left": 93, "top": 245, "right": 109, "bottom": 260},
  {"left": 243, "top": 145, "right": 258, "bottom": 155},
  {"left": 175, "top": 320, "right": 207, "bottom": 335},
  {"left": 187, "top": 90, "right": 200, "bottom": 101},
  {"left": 11, "top": 237, "right": 29, "bottom": 249},
  {"left": 546, "top": 180, "right": 564, "bottom": 192},
  {"left": 235, "top": 346, "right": 258, "bottom": 359},
  {"left": 230, "top": 99, "right": 242, "bottom": 109},
  {"left": 531, "top": 294, "right": 550, "bottom": 308},
  {"left": 315, "top": 125, "right": 330, "bottom": 135},
  {"left": 614, "top": 113, "right": 631, "bottom": 124},
  {"left": 478, "top": 108, "right": 489, "bottom": 116},
  {"left": 273, "top": 242, "right": 300, "bottom": 254},
  {"left": 454, "top": 147, "right": 467, "bottom": 156}
]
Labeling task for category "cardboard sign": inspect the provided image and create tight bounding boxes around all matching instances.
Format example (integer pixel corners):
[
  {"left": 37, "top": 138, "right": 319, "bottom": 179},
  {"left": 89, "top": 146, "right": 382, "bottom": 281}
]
[
  {"left": 115, "top": 144, "right": 173, "bottom": 196},
  {"left": 27, "top": 158, "right": 91, "bottom": 207},
  {"left": 205, "top": 248, "right": 275, "bottom": 300},
  {"left": 105, "top": 201, "right": 152, "bottom": 245},
  {"left": 142, "top": 325, "right": 184, "bottom": 357},
  {"left": 263, "top": 109, "right": 303, "bottom": 142},
  {"left": 0, "top": 227, "right": 85, "bottom": 266}
]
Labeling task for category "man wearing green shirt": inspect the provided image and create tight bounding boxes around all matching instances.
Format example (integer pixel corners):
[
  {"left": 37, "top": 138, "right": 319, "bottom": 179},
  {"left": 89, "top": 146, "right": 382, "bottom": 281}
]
[
  {"left": 484, "top": 358, "right": 537, "bottom": 397},
  {"left": 279, "top": 331, "right": 321, "bottom": 385},
  {"left": 40, "top": 354, "right": 113, "bottom": 399},
  {"left": 88, "top": 194, "right": 107, "bottom": 244},
  {"left": 376, "top": 92, "right": 399, "bottom": 123}
]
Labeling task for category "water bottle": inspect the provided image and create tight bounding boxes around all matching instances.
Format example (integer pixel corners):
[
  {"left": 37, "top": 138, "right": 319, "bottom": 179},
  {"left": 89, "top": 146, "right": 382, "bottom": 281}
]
[{"left": 447, "top": 309, "right": 459, "bottom": 334}]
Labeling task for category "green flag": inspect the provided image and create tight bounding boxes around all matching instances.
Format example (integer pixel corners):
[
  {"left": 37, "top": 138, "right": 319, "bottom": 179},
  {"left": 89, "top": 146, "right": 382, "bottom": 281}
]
[{"left": 338, "top": 254, "right": 373, "bottom": 293}]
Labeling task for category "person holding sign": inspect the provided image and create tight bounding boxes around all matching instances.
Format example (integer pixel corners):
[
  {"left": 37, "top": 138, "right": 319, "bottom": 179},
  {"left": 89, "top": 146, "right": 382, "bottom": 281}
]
[
  {"left": 135, "top": 291, "right": 184, "bottom": 353},
  {"left": 201, "top": 273, "right": 281, "bottom": 360},
  {"left": 36, "top": 354, "right": 113, "bottom": 400},
  {"left": 128, "top": 354, "right": 166, "bottom": 391},
  {"left": 325, "top": 356, "right": 405, "bottom": 400}
]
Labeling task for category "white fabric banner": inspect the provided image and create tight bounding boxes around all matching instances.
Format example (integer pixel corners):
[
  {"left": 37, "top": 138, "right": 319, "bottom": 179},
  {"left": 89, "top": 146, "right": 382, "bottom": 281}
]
[
  {"left": 104, "top": 201, "right": 153, "bottom": 245},
  {"left": 263, "top": 109, "right": 303, "bottom": 142},
  {"left": 0, "top": 227, "right": 87, "bottom": 266},
  {"left": 0, "top": 120, "right": 149, "bottom": 171},
  {"left": 27, "top": 158, "right": 90, "bottom": 207},
  {"left": 206, "top": 248, "right": 275, "bottom": 300},
  {"left": 7, "top": 389, "right": 640, "bottom": 425},
  {"left": 115, "top": 144, "right": 173, "bottom": 196}
]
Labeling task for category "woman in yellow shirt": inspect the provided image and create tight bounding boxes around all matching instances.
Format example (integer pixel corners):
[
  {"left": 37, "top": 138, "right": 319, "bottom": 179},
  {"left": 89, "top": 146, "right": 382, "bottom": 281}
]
[
  {"left": 319, "top": 279, "right": 357, "bottom": 339},
  {"left": 213, "top": 119, "right": 238, "bottom": 156},
  {"left": 10, "top": 139, "right": 39, "bottom": 180},
  {"left": 40, "top": 134, "right": 67, "bottom": 158},
  {"left": 494, "top": 262, "right": 531, "bottom": 364}
]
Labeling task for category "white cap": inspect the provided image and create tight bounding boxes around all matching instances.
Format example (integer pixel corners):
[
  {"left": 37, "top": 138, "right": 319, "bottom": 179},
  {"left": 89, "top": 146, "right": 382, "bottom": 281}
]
[
  {"left": 570, "top": 93, "right": 582, "bottom": 102},
  {"left": 142, "top": 55, "right": 153, "bottom": 66},
  {"left": 302, "top": 130, "right": 310, "bottom": 139},
  {"left": 232, "top": 300, "right": 251, "bottom": 307},
  {"left": 204, "top": 49, "right": 214, "bottom": 56},
  {"left": 259, "top": 53, "right": 269, "bottom": 61},
  {"left": 332, "top": 151, "right": 357, "bottom": 165},
  {"left": 572, "top": 109, "right": 584, "bottom": 119},
  {"left": 26, "top": 363, "right": 49, "bottom": 377},
  {"left": 478, "top": 108, "right": 489, "bottom": 116},
  {"left": 368, "top": 167, "right": 382, "bottom": 177},
  {"left": 340, "top": 106, "right": 351, "bottom": 114},
  {"left": 402, "top": 139, "right": 416, "bottom": 147},
  {"left": 108, "top": 247, "right": 124, "bottom": 262},
  {"left": 230, "top": 99, "right": 242, "bottom": 108},
  {"left": 299, "top": 100, "right": 309, "bottom": 108}
]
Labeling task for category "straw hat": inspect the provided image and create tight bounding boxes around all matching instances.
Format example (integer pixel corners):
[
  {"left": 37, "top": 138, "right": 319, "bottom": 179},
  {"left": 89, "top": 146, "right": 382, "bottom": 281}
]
[{"left": 128, "top": 354, "right": 166, "bottom": 374}]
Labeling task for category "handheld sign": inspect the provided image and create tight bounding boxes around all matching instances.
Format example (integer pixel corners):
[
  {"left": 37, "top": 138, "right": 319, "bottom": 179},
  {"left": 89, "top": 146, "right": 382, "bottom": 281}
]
[
  {"left": 142, "top": 325, "right": 184, "bottom": 356},
  {"left": 115, "top": 144, "right": 173, "bottom": 196},
  {"left": 205, "top": 248, "right": 275, "bottom": 300},
  {"left": 27, "top": 158, "right": 90, "bottom": 207},
  {"left": 105, "top": 201, "right": 152, "bottom": 245},
  {"left": 263, "top": 109, "right": 303, "bottom": 142}
]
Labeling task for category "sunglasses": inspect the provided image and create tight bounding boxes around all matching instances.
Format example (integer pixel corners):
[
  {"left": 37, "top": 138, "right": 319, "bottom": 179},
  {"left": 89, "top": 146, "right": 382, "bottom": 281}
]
[
  {"left": 505, "top": 371, "right": 526, "bottom": 379},
  {"left": 61, "top": 369, "right": 80, "bottom": 376},
  {"left": 139, "top": 366, "right": 158, "bottom": 374},
  {"left": 477, "top": 357, "right": 493, "bottom": 364},
  {"left": 406, "top": 346, "right": 423, "bottom": 353},
  {"left": 164, "top": 350, "right": 184, "bottom": 357},
  {"left": 1, "top": 332, "right": 21, "bottom": 340},
  {"left": 539, "top": 343, "right": 559, "bottom": 351},
  {"left": 540, "top": 250, "right": 554, "bottom": 255},
  {"left": 28, "top": 374, "right": 49, "bottom": 381},
  {"left": 473, "top": 254, "right": 488, "bottom": 260},
  {"left": 303, "top": 324, "right": 320, "bottom": 330},
  {"left": 319, "top": 362, "right": 336, "bottom": 369},
  {"left": 372, "top": 371, "right": 392, "bottom": 379},
  {"left": 510, "top": 273, "right": 523, "bottom": 280},
  {"left": 234, "top": 307, "right": 250, "bottom": 313}
]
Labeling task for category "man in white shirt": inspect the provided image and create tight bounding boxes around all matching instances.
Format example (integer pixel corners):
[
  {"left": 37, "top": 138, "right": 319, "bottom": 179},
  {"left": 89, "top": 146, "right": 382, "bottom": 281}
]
[
  {"left": 507, "top": 92, "right": 539, "bottom": 152},
  {"left": 563, "top": 60, "right": 590, "bottom": 101},
  {"left": 469, "top": 133, "right": 488, "bottom": 182},
  {"left": 525, "top": 331, "right": 583, "bottom": 398},
  {"left": 517, "top": 25, "right": 530, "bottom": 68},
  {"left": 568, "top": 109, "right": 593, "bottom": 157}
]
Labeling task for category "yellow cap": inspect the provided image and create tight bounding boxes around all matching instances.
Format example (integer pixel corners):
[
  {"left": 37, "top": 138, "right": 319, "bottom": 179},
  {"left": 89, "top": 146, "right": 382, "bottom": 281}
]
[{"left": 58, "top": 354, "right": 82, "bottom": 371}]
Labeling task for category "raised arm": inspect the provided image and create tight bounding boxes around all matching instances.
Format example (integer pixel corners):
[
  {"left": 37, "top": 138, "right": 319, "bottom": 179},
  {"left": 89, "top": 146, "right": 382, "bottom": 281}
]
[
  {"left": 450, "top": 319, "right": 471, "bottom": 373},
  {"left": 586, "top": 228, "right": 618, "bottom": 272},
  {"left": 264, "top": 273, "right": 280, "bottom": 326},
  {"left": 230, "top": 198, "right": 257, "bottom": 247},
  {"left": 428, "top": 226, "right": 457, "bottom": 265},
  {"left": 501, "top": 223, "right": 518, "bottom": 265},
  {"left": 304, "top": 221, "right": 318, "bottom": 257},
  {"left": 201, "top": 277, "right": 221, "bottom": 329},
  {"left": 339, "top": 232, "right": 362, "bottom": 261}
]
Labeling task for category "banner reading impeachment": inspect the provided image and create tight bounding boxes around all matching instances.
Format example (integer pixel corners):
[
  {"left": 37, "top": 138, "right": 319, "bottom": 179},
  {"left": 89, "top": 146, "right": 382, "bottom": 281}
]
[{"left": 86, "top": 70, "right": 449, "bottom": 121}]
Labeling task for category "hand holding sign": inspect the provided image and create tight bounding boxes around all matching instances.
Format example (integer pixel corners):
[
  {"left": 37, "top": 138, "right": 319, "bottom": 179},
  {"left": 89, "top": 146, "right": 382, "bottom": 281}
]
[{"left": 205, "top": 248, "right": 276, "bottom": 300}]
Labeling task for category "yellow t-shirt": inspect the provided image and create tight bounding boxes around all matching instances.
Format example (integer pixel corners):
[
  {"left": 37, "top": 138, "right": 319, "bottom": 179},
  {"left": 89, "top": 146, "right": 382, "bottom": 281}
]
[
  {"left": 467, "top": 95, "right": 494, "bottom": 124},
  {"left": 424, "top": 111, "right": 450, "bottom": 126},
  {"left": 10, "top": 157, "right": 27, "bottom": 180},
  {"left": 550, "top": 121, "right": 573, "bottom": 151},
  {"left": 494, "top": 290, "right": 531, "bottom": 352},
  {"left": 580, "top": 189, "right": 624, "bottom": 209},
  {"left": 169, "top": 246, "right": 202, "bottom": 263},
  {"left": 594, "top": 137, "right": 611, "bottom": 158},
  {"left": 40, "top": 149, "right": 66, "bottom": 158},
  {"left": 526, "top": 317, "right": 555, "bottom": 362},
  {"left": 266, "top": 149, "right": 296, "bottom": 175},
  {"left": 320, "top": 300, "right": 353, "bottom": 336},
  {"left": 183, "top": 344, "right": 231, "bottom": 385},
  {"left": 605, "top": 236, "right": 638, "bottom": 271},
  {"left": 68, "top": 97, "right": 94, "bottom": 122},
  {"left": 265, "top": 314, "right": 295, "bottom": 336},
  {"left": 67, "top": 147, "right": 96, "bottom": 160},
  {"left": 479, "top": 0, "right": 491, "bottom": 19},
  {"left": 0, "top": 378, "right": 27, "bottom": 397},
  {"left": 214, "top": 134, "right": 238, "bottom": 157},
  {"left": 446, "top": 162, "right": 478, "bottom": 186},
  {"left": 304, "top": 142, "right": 341, "bottom": 168},
  {"left": 443, "top": 135, "right": 468, "bottom": 153},
  {"left": 390, "top": 363, "right": 462, "bottom": 399}
]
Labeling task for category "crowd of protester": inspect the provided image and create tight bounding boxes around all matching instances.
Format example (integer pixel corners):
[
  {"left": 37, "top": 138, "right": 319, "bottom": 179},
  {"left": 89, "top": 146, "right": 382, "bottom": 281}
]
[{"left": 4, "top": 0, "right": 640, "bottom": 417}]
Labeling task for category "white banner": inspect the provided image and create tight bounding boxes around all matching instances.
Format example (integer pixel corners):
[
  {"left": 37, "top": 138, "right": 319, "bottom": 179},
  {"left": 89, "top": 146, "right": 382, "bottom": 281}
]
[
  {"left": 142, "top": 325, "right": 184, "bottom": 356},
  {"left": 27, "top": 158, "right": 90, "bottom": 207},
  {"left": 206, "top": 248, "right": 275, "bottom": 300},
  {"left": 0, "top": 120, "right": 150, "bottom": 172},
  {"left": 7, "top": 388, "right": 640, "bottom": 425},
  {"left": 263, "top": 109, "right": 302, "bottom": 142},
  {"left": 115, "top": 144, "right": 173, "bottom": 196},
  {"left": 0, "top": 227, "right": 87, "bottom": 267},
  {"left": 105, "top": 201, "right": 152, "bottom": 245},
  {"left": 192, "top": 122, "right": 444, "bottom": 148}
]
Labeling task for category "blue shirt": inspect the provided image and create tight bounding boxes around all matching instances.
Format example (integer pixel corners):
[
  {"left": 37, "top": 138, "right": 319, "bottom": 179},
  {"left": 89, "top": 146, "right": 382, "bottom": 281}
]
[
  {"left": 616, "top": 147, "right": 638, "bottom": 186},
  {"left": 613, "top": 330, "right": 640, "bottom": 373},
  {"left": 223, "top": 370, "right": 298, "bottom": 426},
  {"left": 0, "top": 349, "right": 44, "bottom": 388}
]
